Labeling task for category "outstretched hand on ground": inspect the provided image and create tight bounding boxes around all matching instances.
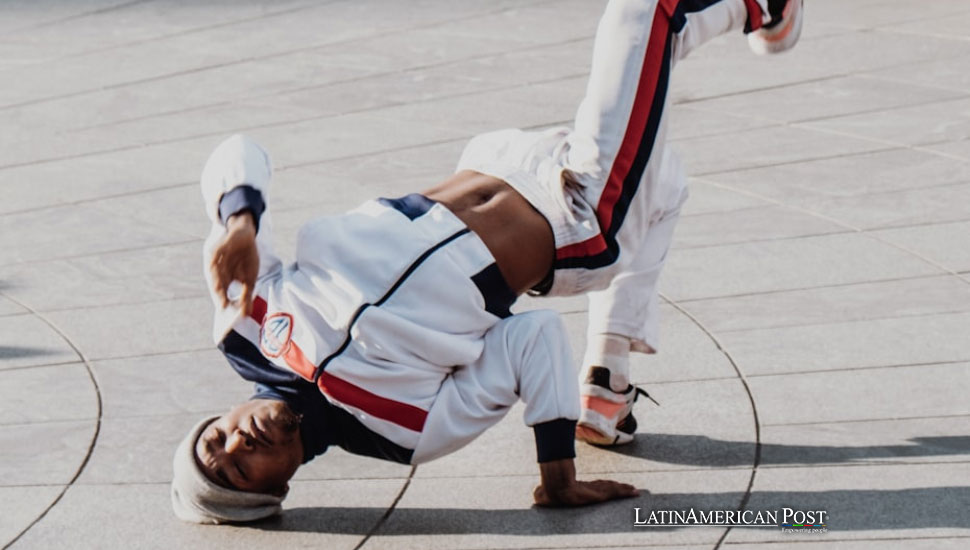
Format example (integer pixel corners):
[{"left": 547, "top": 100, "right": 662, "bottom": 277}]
[
  {"left": 210, "top": 211, "right": 259, "bottom": 317},
  {"left": 533, "top": 458, "right": 639, "bottom": 507}
]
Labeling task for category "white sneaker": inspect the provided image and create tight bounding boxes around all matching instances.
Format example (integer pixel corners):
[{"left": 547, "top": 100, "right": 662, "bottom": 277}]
[
  {"left": 576, "top": 367, "right": 658, "bottom": 446},
  {"left": 749, "top": 0, "right": 804, "bottom": 55}
]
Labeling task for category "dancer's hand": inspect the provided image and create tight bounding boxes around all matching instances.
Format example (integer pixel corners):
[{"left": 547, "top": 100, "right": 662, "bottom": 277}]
[
  {"left": 533, "top": 458, "right": 639, "bottom": 507},
  {"left": 210, "top": 211, "right": 259, "bottom": 317}
]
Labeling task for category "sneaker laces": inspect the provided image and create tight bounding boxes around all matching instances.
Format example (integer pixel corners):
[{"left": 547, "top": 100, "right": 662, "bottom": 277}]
[{"left": 633, "top": 386, "right": 660, "bottom": 407}]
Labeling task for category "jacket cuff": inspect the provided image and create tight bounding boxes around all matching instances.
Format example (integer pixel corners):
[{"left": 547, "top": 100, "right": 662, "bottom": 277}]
[
  {"left": 218, "top": 185, "right": 266, "bottom": 233},
  {"left": 534, "top": 418, "right": 577, "bottom": 463}
]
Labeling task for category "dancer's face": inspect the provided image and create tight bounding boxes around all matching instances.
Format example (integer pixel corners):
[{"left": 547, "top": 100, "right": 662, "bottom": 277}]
[{"left": 194, "top": 399, "right": 303, "bottom": 495}]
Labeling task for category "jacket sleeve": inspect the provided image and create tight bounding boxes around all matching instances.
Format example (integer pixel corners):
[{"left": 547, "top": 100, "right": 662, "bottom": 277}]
[{"left": 200, "top": 134, "right": 272, "bottom": 231}]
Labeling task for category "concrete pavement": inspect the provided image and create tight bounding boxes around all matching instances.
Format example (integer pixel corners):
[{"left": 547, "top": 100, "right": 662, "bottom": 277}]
[{"left": 1, "top": 0, "right": 969, "bottom": 548}]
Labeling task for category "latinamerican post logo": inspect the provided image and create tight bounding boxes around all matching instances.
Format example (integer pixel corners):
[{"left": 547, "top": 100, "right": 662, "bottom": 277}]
[{"left": 634, "top": 507, "right": 828, "bottom": 533}]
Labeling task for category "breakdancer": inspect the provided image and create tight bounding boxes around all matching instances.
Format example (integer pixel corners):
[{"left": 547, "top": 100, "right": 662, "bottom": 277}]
[{"left": 172, "top": 0, "right": 803, "bottom": 523}]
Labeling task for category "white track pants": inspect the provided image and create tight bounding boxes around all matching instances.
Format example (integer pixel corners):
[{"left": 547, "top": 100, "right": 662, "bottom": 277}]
[
  {"left": 414, "top": 309, "right": 580, "bottom": 464},
  {"left": 568, "top": 0, "right": 766, "bottom": 355}
]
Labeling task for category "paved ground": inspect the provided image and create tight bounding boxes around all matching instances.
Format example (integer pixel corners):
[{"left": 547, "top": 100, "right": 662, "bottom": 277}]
[{"left": 2, "top": 0, "right": 969, "bottom": 548}]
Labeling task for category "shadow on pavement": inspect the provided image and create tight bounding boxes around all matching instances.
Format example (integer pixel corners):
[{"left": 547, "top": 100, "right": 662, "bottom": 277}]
[
  {"left": 612, "top": 434, "right": 970, "bottom": 467},
  {"left": 248, "top": 436, "right": 970, "bottom": 535},
  {"left": 0, "top": 346, "right": 58, "bottom": 360},
  {"left": 258, "top": 486, "right": 970, "bottom": 535}
]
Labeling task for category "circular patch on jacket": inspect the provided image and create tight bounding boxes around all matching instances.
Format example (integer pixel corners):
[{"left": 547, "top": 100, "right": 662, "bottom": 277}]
[{"left": 260, "top": 312, "right": 293, "bottom": 358}]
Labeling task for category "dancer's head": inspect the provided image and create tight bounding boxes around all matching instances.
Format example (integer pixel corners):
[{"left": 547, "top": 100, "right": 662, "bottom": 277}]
[{"left": 171, "top": 399, "right": 303, "bottom": 523}]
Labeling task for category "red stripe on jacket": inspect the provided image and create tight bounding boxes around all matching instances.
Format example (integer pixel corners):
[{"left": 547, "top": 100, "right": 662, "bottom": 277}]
[
  {"left": 318, "top": 372, "right": 428, "bottom": 433},
  {"left": 249, "top": 296, "right": 427, "bottom": 432}
]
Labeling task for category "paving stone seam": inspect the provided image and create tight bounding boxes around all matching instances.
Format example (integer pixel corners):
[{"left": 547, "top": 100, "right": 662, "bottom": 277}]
[
  {"left": 638, "top": 359, "right": 970, "bottom": 386},
  {"left": 872, "top": 4, "right": 970, "bottom": 29},
  {"left": 7, "top": 188, "right": 951, "bottom": 272},
  {"left": 756, "top": 459, "right": 970, "bottom": 470},
  {"left": 0, "top": 237, "right": 202, "bottom": 270},
  {"left": 674, "top": 228, "right": 855, "bottom": 251},
  {"left": 676, "top": 216, "right": 970, "bottom": 250},
  {"left": 680, "top": 179, "right": 970, "bottom": 221},
  {"left": 872, "top": 218, "right": 970, "bottom": 234},
  {"left": 19, "top": 22, "right": 967, "bottom": 176},
  {"left": 667, "top": 121, "right": 782, "bottom": 143},
  {"left": 838, "top": 212, "right": 970, "bottom": 233},
  {"left": 0, "top": 417, "right": 97, "bottom": 429},
  {"left": 658, "top": 297, "right": 762, "bottom": 550},
  {"left": 673, "top": 273, "right": 955, "bottom": 305},
  {"left": 681, "top": 86, "right": 970, "bottom": 128},
  {"left": 674, "top": 71, "right": 859, "bottom": 107},
  {"left": 278, "top": 112, "right": 582, "bottom": 173},
  {"left": 552, "top": 300, "right": 957, "bottom": 340},
  {"left": 353, "top": 465, "right": 417, "bottom": 550},
  {"left": 81, "top": 346, "right": 213, "bottom": 364},
  {"left": 0, "top": 70, "right": 589, "bottom": 173},
  {"left": 0, "top": 95, "right": 788, "bottom": 208},
  {"left": 797, "top": 221, "right": 970, "bottom": 289},
  {"left": 714, "top": 309, "right": 970, "bottom": 335},
  {"left": 913, "top": 144, "right": 970, "bottom": 164},
  {"left": 0, "top": 294, "right": 102, "bottom": 549},
  {"left": 0, "top": 0, "right": 150, "bottom": 38},
  {"left": 2, "top": 294, "right": 210, "bottom": 317},
  {"left": 790, "top": 117, "right": 959, "bottom": 152},
  {"left": 764, "top": 412, "right": 970, "bottom": 428},
  {"left": 674, "top": 45, "right": 970, "bottom": 108},
  {"left": 691, "top": 175, "right": 970, "bottom": 286},
  {"left": 634, "top": 375, "right": 740, "bottom": 386},
  {"left": 87, "top": 347, "right": 215, "bottom": 362},
  {"left": 10, "top": 3, "right": 967, "bottom": 113},
  {"left": 280, "top": 135, "right": 472, "bottom": 173},
  {"left": 861, "top": 70, "right": 970, "bottom": 96},
  {"left": 669, "top": 273, "right": 951, "bottom": 304},
  {"left": 0, "top": 483, "right": 71, "bottom": 490},
  {"left": 774, "top": 90, "right": 970, "bottom": 126},
  {"left": 740, "top": 359, "right": 970, "bottom": 378},
  {"left": 793, "top": 121, "right": 970, "bottom": 158},
  {"left": 0, "top": 359, "right": 81, "bottom": 371},
  {"left": 19, "top": 1, "right": 328, "bottom": 70},
  {"left": 690, "top": 146, "right": 901, "bottom": 178},
  {"left": 679, "top": 202, "right": 806, "bottom": 220},
  {"left": 0, "top": 311, "right": 31, "bottom": 321},
  {"left": 72, "top": 33, "right": 595, "bottom": 135},
  {"left": 0, "top": 181, "right": 195, "bottom": 218},
  {"left": 876, "top": 24, "right": 970, "bottom": 44},
  {"left": 0, "top": 0, "right": 560, "bottom": 113}
]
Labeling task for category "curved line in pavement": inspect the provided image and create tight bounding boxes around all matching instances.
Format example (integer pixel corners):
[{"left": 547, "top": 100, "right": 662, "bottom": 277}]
[
  {"left": 665, "top": 150, "right": 968, "bottom": 549},
  {"left": 354, "top": 465, "right": 417, "bottom": 550},
  {"left": 0, "top": 292, "right": 103, "bottom": 550},
  {"left": 661, "top": 295, "right": 762, "bottom": 550}
]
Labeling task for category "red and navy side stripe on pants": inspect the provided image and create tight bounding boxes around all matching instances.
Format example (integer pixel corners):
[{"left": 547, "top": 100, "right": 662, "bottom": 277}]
[{"left": 555, "top": 0, "right": 761, "bottom": 271}]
